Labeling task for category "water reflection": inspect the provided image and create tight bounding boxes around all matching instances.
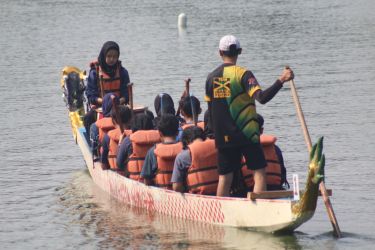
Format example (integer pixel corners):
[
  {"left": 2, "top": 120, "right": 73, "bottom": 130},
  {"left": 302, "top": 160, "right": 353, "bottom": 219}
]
[{"left": 178, "top": 27, "right": 188, "bottom": 38}]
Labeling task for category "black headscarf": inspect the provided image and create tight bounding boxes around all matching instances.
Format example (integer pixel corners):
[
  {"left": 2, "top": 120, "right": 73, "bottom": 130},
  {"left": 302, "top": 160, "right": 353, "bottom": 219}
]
[
  {"left": 154, "top": 93, "right": 176, "bottom": 117},
  {"left": 98, "top": 41, "right": 120, "bottom": 78}
]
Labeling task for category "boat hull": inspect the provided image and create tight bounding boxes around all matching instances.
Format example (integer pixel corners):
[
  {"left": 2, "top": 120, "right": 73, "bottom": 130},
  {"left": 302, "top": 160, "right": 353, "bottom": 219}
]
[{"left": 76, "top": 127, "right": 307, "bottom": 233}]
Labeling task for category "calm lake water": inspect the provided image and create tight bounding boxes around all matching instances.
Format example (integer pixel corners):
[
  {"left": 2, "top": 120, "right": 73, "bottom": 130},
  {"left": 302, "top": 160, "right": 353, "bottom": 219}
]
[{"left": 1, "top": 0, "right": 375, "bottom": 249}]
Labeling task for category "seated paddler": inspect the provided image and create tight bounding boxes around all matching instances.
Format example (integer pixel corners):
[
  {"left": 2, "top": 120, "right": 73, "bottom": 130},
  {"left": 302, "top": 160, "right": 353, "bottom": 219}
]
[
  {"left": 101, "top": 105, "right": 132, "bottom": 170},
  {"left": 171, "top": 126, "right": 219, "bottom": 195},
  {"left": 141, "top": 114, "right": 183, "bottom": 189},
  {"left": 178, "top": 95, "right": 204, "bottom": 130},
  {"left": 116, "top": 112, "right": 159, "bottom": 180},
  {"left": 241, "top": 114, "right": 289, "bottom": 191},
  {"left": 84, "top": 41, "right": 130, "bottom": 136},
  {"left": 153, "top": 93, "right": 177, "bottom": 128},
  {"left": 89, "top": 93, "right": 118, "bottom": 155}
]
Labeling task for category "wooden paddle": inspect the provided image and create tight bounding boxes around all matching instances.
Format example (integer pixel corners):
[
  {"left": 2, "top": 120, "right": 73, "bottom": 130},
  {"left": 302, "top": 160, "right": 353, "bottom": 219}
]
[
  {"left": 289, "top": 77, "right": 342, "bottom": 238},
  {"left": 191, "top": 94, "right": 198, "bottom": 126},
  {"left": 176, "top": 78, "right": 191, "bottom": 116},
  {"left": 185, "top": 78, "right": 190, "bottom": 96},
  {"left": 99, "top": 75, "right": 105, "bottom": 102},
  {"left": 127, "top": 82, "right": 134, "bottom": 110},
  {"left": 184, "top": 79, "right": 198, "bottom": 126}
]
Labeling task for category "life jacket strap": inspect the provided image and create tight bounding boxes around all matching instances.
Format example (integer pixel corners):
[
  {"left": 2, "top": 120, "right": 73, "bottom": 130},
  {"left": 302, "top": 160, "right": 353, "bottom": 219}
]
[
  {"left": 187, "top": 180, "right": 219, "bottom": 190},
  {"left": 101, "top": 76, "right": 121, "bottom": 82},
  {"left": 187, "top": 165, "right": 217, "bottom": 174},
  {"left": 128, "top": 171, "right": 141, "bottom": 175},
  {"left": 267, "top": 159, "right": 280, "bottom": 164},
  {"left": 129, "top": 157, "right": 145, "bottom": 161},
  {"left": 156, "top": 170, "right": 173, "bottom": 174}
]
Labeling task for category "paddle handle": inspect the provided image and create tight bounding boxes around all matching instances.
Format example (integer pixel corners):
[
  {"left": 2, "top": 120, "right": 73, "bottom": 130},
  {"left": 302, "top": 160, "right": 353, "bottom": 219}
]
[
  {"left": 289, "top": 79, "right": 342, "bottom": 238},
  {"left": 176, "top": 78, "right": 191, "bottom": 116},
  {"left": 95, "top": 64, "right": 103, "bottom": 104},
  {"left": 185, "top": 79, "right": 198, "bottom": 125},
  {"left": 289, "top": 79, "right": 312, "bottom": 151},
  {"left": 127, "top": 83, "right": 134, "bottom": 110},
  {"left": 185, "top": 78, "right": 190, "bottom": 96},
  {"left": 99, "top": 75, "right": 105, "bottom": 101}
]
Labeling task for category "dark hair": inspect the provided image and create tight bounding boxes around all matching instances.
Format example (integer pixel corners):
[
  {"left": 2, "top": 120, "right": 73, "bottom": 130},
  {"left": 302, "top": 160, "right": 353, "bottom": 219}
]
[
  {"left": 111, "top": 105, "right": 132, "bottom": 127},
  {"left": 222, "top": 44, "right": 242, "bottom": 57},
  {"left": 131, "top": 112, "right": 154, "bottom": 132},
  {"left": 181, "top": 126, "right": 206, "bottom": 149},
  {"left": 157, "top": 114, "right": 179, "bottom": 137},
  {"left": 144, "top": 109, "right": 155, "bottom": 120},
  {"left": 256, "top": 113, "right": 264, "bottom": 128},
  {"left": 154, "top": 93, "right": 176, "bottom": 117},
  {"left": 179, "top": 96, "right": 202, "bottom": 118}
]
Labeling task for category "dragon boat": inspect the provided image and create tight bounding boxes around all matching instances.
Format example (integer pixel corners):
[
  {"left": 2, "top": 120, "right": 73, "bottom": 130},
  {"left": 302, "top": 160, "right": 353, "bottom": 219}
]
[{"left": 60, "top": 66, "right": 329, "bottom": 233}]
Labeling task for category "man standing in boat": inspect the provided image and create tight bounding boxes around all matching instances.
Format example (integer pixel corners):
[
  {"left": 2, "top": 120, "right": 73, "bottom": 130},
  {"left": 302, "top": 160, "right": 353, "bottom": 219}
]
[{"left": 205, "top": 35, "right": 294, "bottom": 196}]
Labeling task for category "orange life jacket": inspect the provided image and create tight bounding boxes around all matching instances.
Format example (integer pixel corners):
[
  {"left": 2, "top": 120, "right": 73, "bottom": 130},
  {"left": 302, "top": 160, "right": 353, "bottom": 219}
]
[
  {"left": 181, "top": 121, "right": 205, "bottom": 130},
  {"left": 241, "top": 134, "right": 282, "bottom": 190},
  {"left": 154, "top": 142, "right": 183, "bottom": 189},
  {"left": 107, "top": 128, "right": 132, "bottom": 170},
  {"left": 186, "top": 139, "right": 219, "bottom": 195},
  {"left": 127, "top": 130, "right": 161, "bottom": 181},
  {"left": 95, "top": 117, "right": 115, "bottom": 143},
  {"left": 90, "top": 61, "right": 121, "bottom": 97}
]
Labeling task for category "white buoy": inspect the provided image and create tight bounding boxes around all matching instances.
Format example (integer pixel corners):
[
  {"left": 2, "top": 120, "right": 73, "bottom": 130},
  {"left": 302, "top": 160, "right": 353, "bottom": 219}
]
[{"left": 178, "top": 13, "right": 187, "bottom": 28}]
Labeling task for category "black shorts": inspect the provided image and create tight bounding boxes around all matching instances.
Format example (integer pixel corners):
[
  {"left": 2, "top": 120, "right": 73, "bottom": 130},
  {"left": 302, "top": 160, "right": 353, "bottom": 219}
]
[{"left": 217, "top": 144, "right": 267, "bottom": 175}]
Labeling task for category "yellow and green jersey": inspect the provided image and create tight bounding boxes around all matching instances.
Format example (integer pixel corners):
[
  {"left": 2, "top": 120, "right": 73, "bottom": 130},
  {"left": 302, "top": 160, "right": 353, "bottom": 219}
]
[{"left": 205, "top": 63, "right": 261, "bottom": 148}]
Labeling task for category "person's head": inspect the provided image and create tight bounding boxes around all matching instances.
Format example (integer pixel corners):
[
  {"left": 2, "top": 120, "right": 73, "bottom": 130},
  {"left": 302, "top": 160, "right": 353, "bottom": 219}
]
[
  {"left": 143, "top": 109, "right": 155, "bottom": 122},
  {"left": 157, "top": 114, "right": 179, "bottom": 138},
  {"left": 131, "top": 112, "right": 154, "bottom": 132},
  {"left": 154, "top": 93, "right": 176, "bottom": 117},
  {"left": 102, "top": 93, "right": 119, "bottom": 117},
  {"left": 98, "top": 41, "right": 120, "bottom": 76},
  {"left": 181, "top": 126, "right": 206, "bottom": 149},
  {"left": 178, "top": 95, "right": 202, "bottom": 120},
  {"left": 256, "top": 113, "right": 264, "bottom": 134},
  {"left": 111, "top": 105, "right": 132, "bottom": 129},
  {"left": 219, "top": 35, "right": 242, "bottom": 59}
]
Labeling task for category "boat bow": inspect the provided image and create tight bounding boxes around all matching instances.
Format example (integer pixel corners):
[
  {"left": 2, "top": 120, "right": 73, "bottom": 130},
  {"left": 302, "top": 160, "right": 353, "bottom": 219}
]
[{"left": 284, "top": 137, "right": 325, "bottom": 231}]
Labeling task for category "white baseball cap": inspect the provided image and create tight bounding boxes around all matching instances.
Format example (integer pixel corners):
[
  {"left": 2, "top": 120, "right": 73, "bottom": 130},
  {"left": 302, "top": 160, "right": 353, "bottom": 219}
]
[{"left": 219, "top": 35, "right": 241, "bottom": 51}]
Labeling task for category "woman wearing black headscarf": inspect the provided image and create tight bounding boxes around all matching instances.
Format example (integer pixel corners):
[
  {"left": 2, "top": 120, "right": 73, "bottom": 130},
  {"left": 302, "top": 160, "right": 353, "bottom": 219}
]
[
  {"left": 86, "top": 41, "right": 130, "bottom": 106},
  {"left": 84, "top": 41, "right": 130, "bottom": 138},
  {"left": 153, "top": 93, "right": 176, "bottom": 128}
]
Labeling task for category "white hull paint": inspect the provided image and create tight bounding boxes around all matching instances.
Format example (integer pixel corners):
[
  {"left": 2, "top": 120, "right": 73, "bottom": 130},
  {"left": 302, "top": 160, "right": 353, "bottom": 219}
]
[{"left": 76, "top": 127, "right": 306, "bottom": 233}]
